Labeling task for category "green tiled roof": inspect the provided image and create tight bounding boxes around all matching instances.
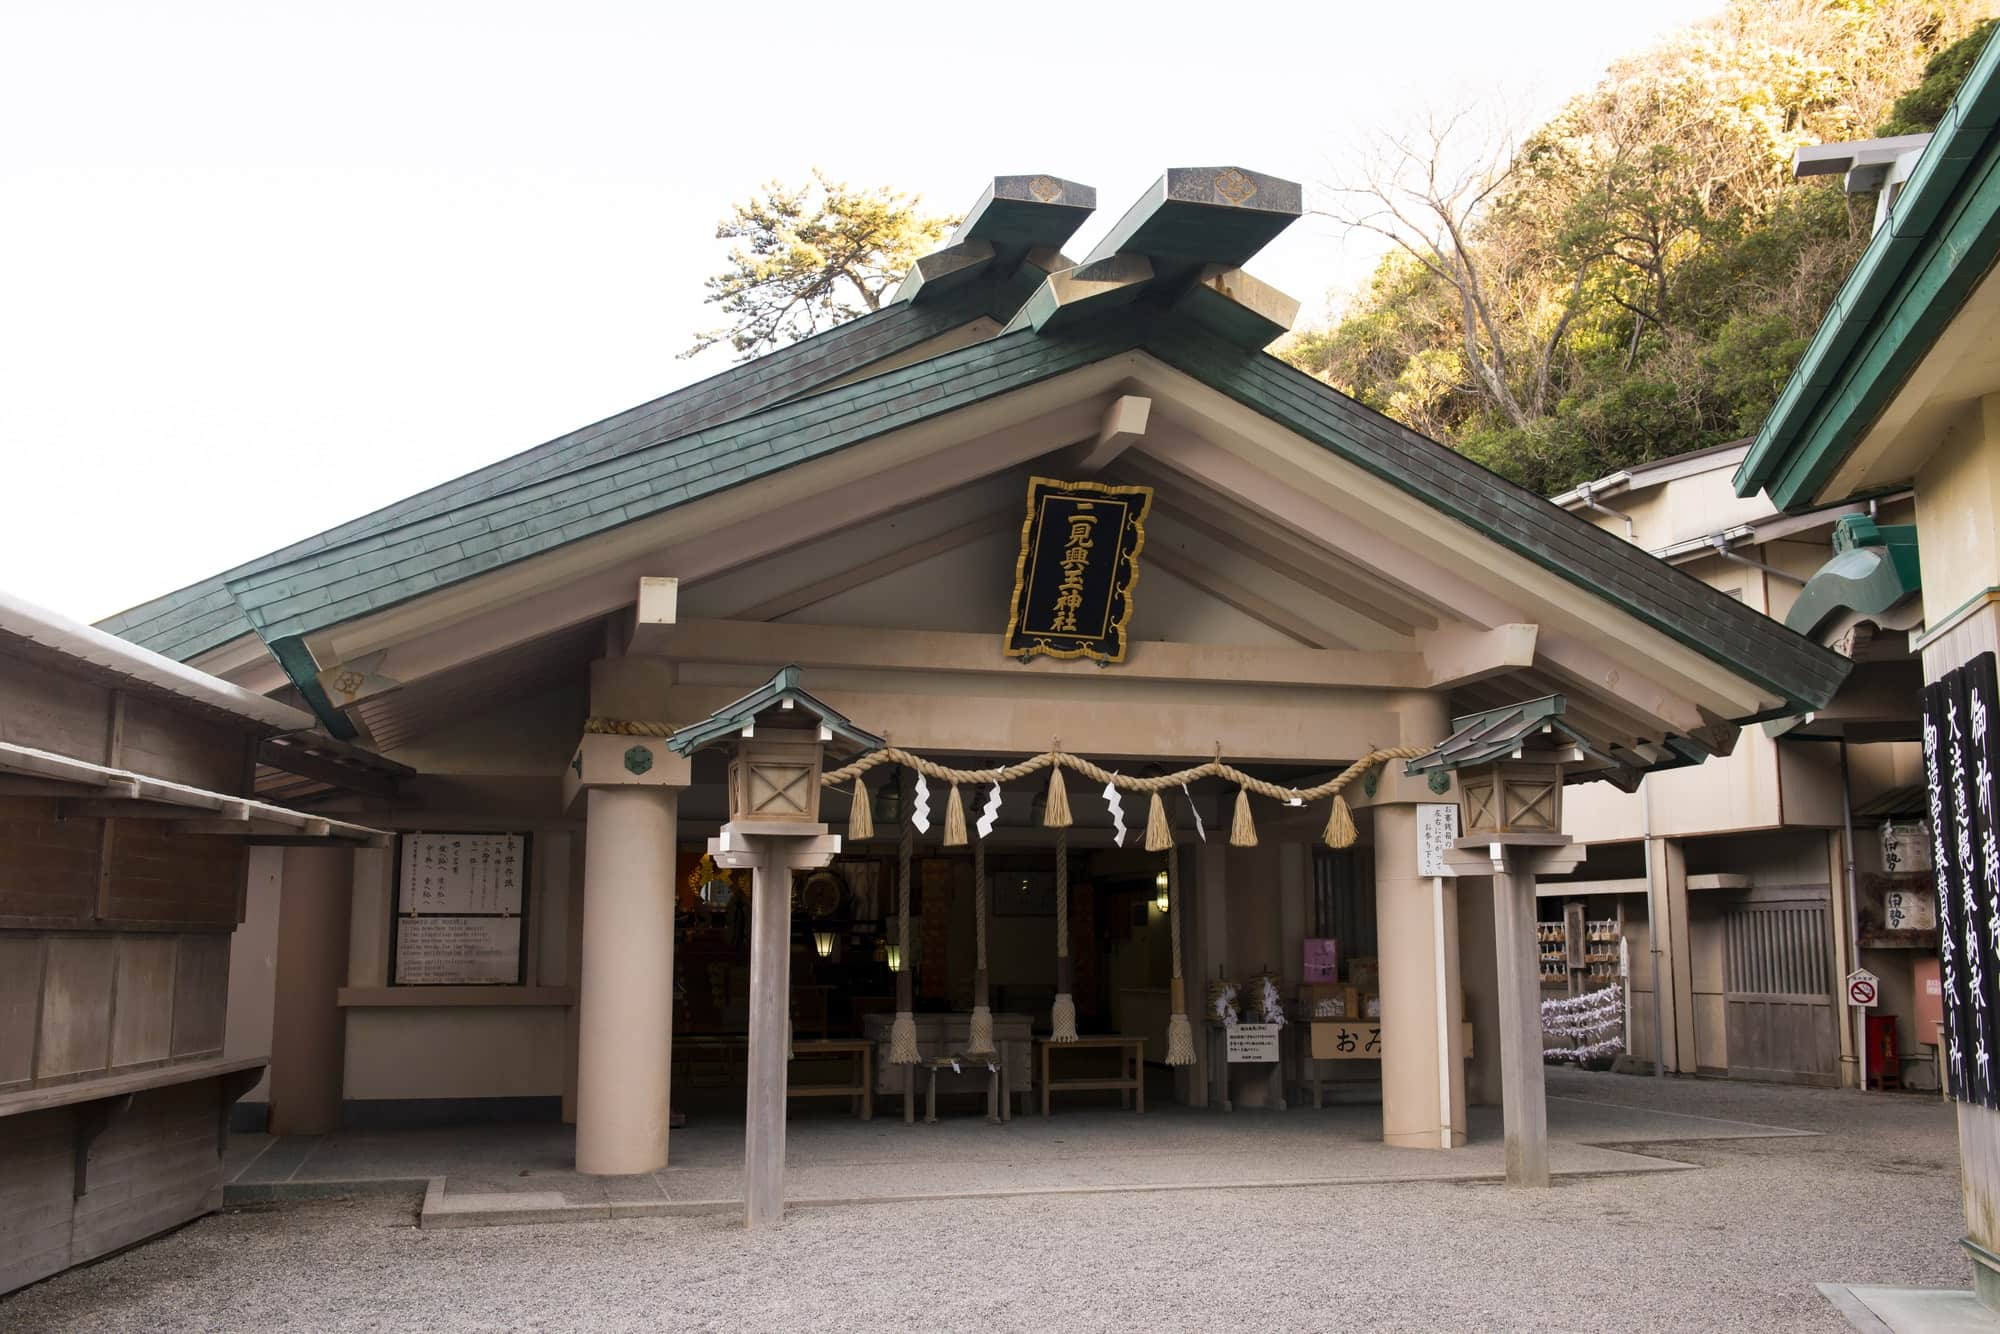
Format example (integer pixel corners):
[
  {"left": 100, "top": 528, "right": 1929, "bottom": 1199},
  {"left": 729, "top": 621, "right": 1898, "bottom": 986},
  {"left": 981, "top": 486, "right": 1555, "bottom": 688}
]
[
  {"left": 98, "top": 163, "right": 1847, "bottom": 732},
  {"left": 232, "top": 316, "right": 1144, "bottom": 642},
  {"left": 97, "top": 285, "right": 1017, "bottom": 659},
  {"left": 1735, "top": 26, "right": 2000, "bottom": 509}
]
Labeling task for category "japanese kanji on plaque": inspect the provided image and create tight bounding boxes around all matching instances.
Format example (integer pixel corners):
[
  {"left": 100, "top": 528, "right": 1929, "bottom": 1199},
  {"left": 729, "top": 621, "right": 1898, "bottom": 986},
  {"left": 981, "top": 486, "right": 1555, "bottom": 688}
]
[{"left": 1002, "top": 476, "right": 1151, "bottom": 664}]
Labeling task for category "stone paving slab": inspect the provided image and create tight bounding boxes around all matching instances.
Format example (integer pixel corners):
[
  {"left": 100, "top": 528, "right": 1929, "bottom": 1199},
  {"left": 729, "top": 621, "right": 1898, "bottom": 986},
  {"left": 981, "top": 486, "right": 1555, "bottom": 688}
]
[{"left": 222, "top": 1087, "right": 1816, "bottom": 1230}]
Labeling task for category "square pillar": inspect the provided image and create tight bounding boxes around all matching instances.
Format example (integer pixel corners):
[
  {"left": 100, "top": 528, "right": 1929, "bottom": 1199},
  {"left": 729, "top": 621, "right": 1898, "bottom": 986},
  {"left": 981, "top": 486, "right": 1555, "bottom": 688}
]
[
  {"left": 269, "top": 846, "right": 355, "bottom": 1135},
  {"left": 1651, "top": 835, "right": 1695, "bottom": 1074},
  {"left": 1373, "top": 803, "right": 1467, "bottom": 1149}
]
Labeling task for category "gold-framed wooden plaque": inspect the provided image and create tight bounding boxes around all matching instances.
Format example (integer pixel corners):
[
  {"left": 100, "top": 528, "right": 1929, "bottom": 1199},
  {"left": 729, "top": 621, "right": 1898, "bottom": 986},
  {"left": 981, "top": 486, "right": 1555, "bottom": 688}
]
[{"left": 1002, "top": 476, "right": 1152, "bottom": 663}]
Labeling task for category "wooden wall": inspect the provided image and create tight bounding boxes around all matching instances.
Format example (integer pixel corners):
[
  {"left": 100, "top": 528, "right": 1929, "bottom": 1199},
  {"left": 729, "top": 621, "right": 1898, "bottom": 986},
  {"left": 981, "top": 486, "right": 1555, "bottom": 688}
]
[{"left": 0, "top": 643, "right": 264, "bottom": 1292}]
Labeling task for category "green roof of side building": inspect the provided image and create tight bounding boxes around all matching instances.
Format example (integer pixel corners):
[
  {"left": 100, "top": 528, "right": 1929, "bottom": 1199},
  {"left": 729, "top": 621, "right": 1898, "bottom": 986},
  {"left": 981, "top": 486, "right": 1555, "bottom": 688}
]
[{"left": 1735, "top": 26, "right": 2000, "bottom": 510}]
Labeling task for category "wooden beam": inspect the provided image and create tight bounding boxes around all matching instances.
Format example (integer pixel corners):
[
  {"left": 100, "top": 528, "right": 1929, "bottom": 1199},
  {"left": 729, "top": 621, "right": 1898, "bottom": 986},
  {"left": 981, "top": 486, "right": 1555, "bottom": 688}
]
[
  {"left": 1069, "top": 394, "right": 1151, "bottom": 473},
  {"left": 625, "top": 576, "right": 681, "bottom": 656},
  {"left": 1145, "top": 545, "right": 1335, "bottom": 648},
  {"left": 1532, "top": 629, "right": 1709, "bottom": 737},
  {"left": 0, "top": 776, "right": 138, "bottom": 799},
  {"left": 729, "top": 511, "right": 1017, "bottom": 625},
  {"left": 647, "top": 618, "right": 1421, "bottom": 689},
  {"left": 256, "top": 739, "right": 401, "bottom": 798},
  {"left": 1420, "top": 623, "right": 1538, "bottom": 688},
  {"left": 1123, "top": 459, "right": 1441, "bottom": 634},
  {"left": 663, "top": 683, "right": 1394, "bottom": 762},
  {"left": 63, "top": 798, "right": 249, "bottom": 822}
]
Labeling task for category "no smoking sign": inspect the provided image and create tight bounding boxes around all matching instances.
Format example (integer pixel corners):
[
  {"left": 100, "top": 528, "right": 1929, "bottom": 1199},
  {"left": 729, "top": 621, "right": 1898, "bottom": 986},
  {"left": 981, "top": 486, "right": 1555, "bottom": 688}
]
[{"left": 1847, "top": 969, "right": 1880, "bottom": 1008}]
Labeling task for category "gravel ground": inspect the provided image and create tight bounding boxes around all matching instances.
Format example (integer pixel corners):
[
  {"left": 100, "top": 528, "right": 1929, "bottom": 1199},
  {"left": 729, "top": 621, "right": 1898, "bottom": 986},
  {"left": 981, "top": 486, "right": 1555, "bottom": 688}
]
[{"left": 3, "top": 1070, "right": 1972, "bottom": 1333}]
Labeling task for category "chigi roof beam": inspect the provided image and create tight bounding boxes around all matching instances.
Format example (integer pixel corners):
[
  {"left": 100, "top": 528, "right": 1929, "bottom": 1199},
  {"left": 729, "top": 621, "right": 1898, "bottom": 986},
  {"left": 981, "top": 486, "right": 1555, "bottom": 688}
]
[
  {"left": 1083, "top": 166, "right": 1302, "bottom": 275},
  {"left": 894, "top": 174, "right": 1096, "bottom": 304}
]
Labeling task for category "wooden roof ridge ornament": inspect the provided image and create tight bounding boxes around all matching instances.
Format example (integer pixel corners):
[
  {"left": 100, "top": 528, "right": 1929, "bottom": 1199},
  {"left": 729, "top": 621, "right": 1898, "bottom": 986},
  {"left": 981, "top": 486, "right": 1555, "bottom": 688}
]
[
  {"left": 663, "top": 666, "right": 880, "bottom": 1231},
  {"left": 891, "top": 174, "right": 1098, "bottom": 306},
  {"left": 1409, "top": 693, "right": 1590, "bottom": 1190},
  {"left": 1005, "top": 165, "right": 1307, "bottom": 349}
]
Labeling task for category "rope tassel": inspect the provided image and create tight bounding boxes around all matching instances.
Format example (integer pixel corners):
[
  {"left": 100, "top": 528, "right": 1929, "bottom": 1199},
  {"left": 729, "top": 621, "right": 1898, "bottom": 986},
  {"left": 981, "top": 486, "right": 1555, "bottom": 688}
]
[
  {"left": 1323, "top": 793, "right": 1358, "bottom": 849},
  {"left": 967, "top": 836, "right": 994, "bottom": 1056},
  {"left": 1230, "top": 787, "right": 1258, "bottom": 847},
  {"left": 849, "top": 776, "right": 874, "bottom": 841},
  {"left": 1044, "top": 762, "right": 1072, "bottom": 828},
  {"left": 1051, "top": 827, "right": 1078, "bottom": 1043},
  {"left": 1164, "top": 850, "right": 1195, "bottom": 1066},
  {"left": 943, "top": 784, "right": 967, "bottom": 847},
  {"left": 890, "top": 808, "right": 920, "bottom": 1066},
  {"left": 1144, "top": 791, "right": 1174, "bottom": 852}
]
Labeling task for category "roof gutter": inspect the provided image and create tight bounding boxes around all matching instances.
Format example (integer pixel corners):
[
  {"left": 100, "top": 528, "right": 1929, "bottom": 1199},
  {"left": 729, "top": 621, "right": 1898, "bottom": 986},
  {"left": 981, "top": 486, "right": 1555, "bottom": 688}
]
[
  {"left": 0, "top": 588, "right": 314, "bottom": 733},
  {"left": 1569, "top": 481, "right": 1635, "bottom": 541},
  {"left": 1736, "top": 34, "right": 2000, "bottom": 508}
]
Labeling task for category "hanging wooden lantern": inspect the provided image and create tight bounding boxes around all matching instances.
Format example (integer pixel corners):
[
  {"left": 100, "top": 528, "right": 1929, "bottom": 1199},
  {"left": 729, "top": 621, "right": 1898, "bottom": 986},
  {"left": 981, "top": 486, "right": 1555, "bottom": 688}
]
[
  {"left": 1457, "top": 757, "right": 1563, "bottom": 836},
  {"left": 727, "top": 732, "right": 825, "bottom": 824},
  {"left": 665, "top": 665, "right": 886, "bottom": 829}
]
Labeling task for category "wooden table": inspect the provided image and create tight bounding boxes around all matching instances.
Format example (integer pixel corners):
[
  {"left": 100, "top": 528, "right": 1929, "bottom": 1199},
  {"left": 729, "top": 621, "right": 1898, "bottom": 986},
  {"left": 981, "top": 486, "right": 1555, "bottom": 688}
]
[
  {"left": 921, "top": 1052, "right": 1007, "bottom": 1124},
  {"left": 1038, "top": 1035, "right": 1145, "bottom": 1116},
  {"left": 787, "top": 1038, "right": 872, "bottom": 1121}
]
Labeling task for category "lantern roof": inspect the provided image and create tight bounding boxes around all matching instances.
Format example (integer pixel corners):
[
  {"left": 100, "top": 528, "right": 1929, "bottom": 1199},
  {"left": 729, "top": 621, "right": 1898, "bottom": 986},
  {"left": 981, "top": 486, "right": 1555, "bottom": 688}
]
[
  {"left": 1403, "top": 694, "right": 1680, "bottom": 793},
  {"left": 663, "top": 665, "right": 884, "bottom": 758}
]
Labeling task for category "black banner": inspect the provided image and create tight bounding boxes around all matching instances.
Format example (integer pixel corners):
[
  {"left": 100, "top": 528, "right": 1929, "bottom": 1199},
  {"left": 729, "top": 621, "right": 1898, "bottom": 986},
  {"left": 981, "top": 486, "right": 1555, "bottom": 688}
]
[
  {"left": 1922, "top": 650, "right": 2000, "bottom": 1106},
  {"left": 1002, "top": 476, "right": 1151, "bottom": 663}
]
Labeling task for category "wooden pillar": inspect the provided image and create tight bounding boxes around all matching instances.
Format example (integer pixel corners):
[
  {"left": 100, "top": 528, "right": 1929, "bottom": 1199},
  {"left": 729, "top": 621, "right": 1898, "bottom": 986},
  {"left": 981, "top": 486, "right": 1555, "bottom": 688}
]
[
  {"left": 743, "top": 838, "right": 793, "bottom": 1229},
  {"left": 575, "top": 786, "right": 678, "bottom": 1176},
  {"left": 1488, "top": 844, "right": 1549, "bottom": 1187},
  {"left": 1653, "top": 835, "right": 1695, "bottom": 1074},
  {"left": 269, "top": 846, "right": 354, "bottom": 1135}
]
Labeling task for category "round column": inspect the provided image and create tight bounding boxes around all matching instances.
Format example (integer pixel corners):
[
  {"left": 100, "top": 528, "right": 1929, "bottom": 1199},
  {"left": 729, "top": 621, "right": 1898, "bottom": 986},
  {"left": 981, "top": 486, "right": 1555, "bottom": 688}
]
[
  {"left": 575, "top": 785, "right": 678, "bottom": 1175},
  {"left": 1373, "top": 803, "right": 1467, "bottom": 1148}
]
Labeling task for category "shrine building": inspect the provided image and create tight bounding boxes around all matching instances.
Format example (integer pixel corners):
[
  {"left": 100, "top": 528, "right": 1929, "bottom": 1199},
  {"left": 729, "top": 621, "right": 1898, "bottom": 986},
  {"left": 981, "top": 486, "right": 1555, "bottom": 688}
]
[{"left": 75, "top": 168, "right": 1848, "bottom": 1209}]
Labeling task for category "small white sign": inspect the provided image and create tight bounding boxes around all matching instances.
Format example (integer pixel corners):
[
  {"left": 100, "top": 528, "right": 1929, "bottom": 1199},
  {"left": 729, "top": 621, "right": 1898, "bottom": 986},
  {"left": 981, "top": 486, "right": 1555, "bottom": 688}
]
[
  {"left": 1881, "top": 820, "right": 1933, "bottom": 874},
  {"left": 1847, "top": 969, "right": 1880, "bottom": 1008},
  {"left": 1885, "top": 888, "right": 1937, "bottom": 931},
  {"left": 1416, "top": 802, "right": 1461, "bottom": 878},
  {"left": 1225, "top": 1022, "right": 1282, "bottom": 1063}
]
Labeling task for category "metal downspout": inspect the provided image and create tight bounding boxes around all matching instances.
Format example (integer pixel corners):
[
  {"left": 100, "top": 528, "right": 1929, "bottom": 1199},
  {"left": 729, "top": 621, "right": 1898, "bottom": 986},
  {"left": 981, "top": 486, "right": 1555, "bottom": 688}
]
[{"left": 1643, "top": 775, "right": 1666, "bottom": 1078}]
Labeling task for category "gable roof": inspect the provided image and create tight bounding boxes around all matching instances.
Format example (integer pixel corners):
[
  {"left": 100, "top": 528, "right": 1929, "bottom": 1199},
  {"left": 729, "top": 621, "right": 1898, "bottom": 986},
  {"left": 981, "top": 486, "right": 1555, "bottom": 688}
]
[
  {"left": 1735, "top": 27, "right": 2000, "bottom": 509},
  {"left": 97, "top": 269, "right": 1037, "bottom": 662},
  {"left": 100, "top": 166, "right": 1850, "bottom": 738}
]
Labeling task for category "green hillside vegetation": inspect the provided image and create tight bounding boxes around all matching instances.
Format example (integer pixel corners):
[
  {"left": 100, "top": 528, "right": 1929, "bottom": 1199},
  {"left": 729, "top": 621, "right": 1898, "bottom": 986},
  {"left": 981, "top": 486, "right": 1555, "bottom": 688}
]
[{"left": 1283, "top": 1, "right": 1998, "bottom": 497}]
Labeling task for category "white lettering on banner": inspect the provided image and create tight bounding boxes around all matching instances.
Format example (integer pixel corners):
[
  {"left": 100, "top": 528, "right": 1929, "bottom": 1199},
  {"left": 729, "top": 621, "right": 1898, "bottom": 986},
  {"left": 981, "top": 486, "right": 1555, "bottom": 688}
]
[
  {"left": 1225, "top": 1022, "right": 1282, "bottom": 1063},
  {"left": 1416, "top": 802, "right": 1460, "bottom": 878}
]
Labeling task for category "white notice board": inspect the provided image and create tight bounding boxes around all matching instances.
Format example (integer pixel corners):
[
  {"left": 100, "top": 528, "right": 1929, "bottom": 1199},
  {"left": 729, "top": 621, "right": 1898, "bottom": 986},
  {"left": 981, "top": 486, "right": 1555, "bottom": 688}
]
[
  {"left": 395, "top": 917, "right": 523, "bottom": 985},
  {"left": 1226, "top": 1022, "right": 1282, "bottom": 1063},
  {"left": 399, "top": 833, "right": 526, "bottom": 915},
  {"left": 1416, "top": 802, "right": 1461, "bottom": 878},
  {"left": 393, "top": 832, "right": 530, "bottom": 986}
]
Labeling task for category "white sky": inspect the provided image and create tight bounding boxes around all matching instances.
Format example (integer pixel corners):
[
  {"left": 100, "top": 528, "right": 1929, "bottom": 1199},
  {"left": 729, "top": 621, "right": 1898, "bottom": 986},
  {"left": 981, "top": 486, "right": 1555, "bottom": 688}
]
[{"left": 1, "top": 0, "right": 1722, "bottom": 624}]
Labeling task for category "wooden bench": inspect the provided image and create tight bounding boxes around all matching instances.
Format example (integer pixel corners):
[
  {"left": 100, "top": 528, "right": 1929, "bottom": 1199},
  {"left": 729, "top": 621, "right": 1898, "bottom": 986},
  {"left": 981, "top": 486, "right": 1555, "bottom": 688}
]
[
  {"left": 1038, "top": 1035, "right": 1145, "bottom": 1116},
  {"left": 788, "top": 1038, "right": 872, "bottom": 1121}
]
